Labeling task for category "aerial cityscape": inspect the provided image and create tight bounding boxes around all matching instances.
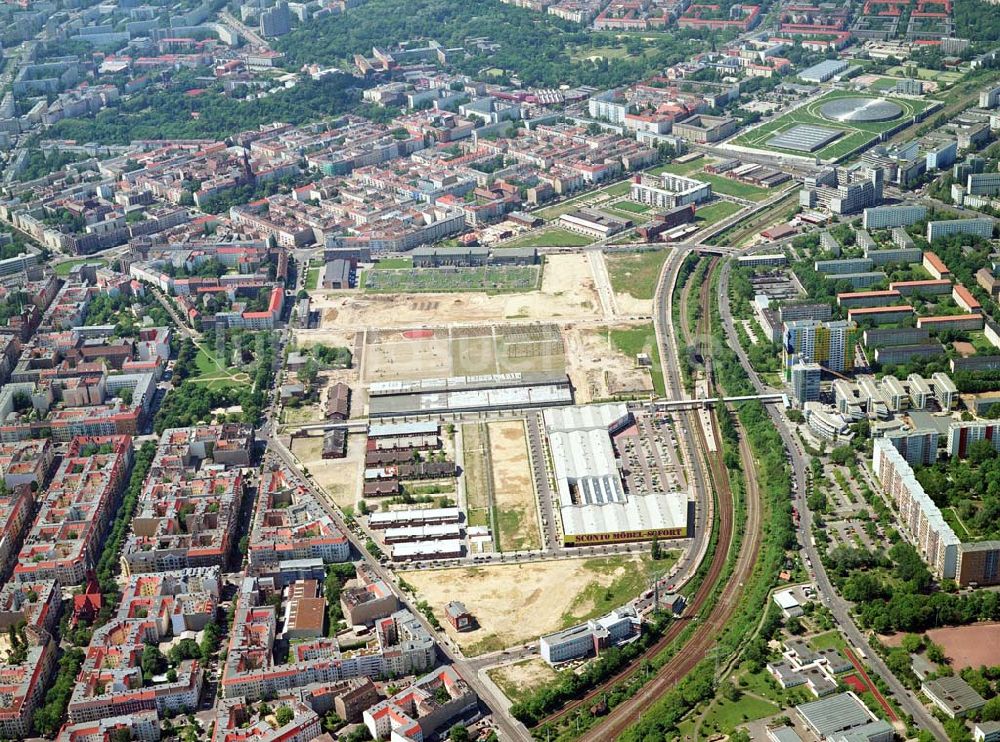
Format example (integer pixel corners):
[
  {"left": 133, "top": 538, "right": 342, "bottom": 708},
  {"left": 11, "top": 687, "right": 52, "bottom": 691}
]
[{"left": 0, "top": 0, "right": 998, "bottom": 740}]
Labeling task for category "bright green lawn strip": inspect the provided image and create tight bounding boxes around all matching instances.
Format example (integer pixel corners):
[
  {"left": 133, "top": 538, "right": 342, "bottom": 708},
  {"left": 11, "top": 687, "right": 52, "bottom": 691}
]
[
  {"left": 696, "top": 201, "right": 743, "bottom": 226},
  {"left": 501, "top": 228, "right": 590, "bottom": 248},
  {"left": 54, "top": 258, "right": 108, "bottom": 276}
]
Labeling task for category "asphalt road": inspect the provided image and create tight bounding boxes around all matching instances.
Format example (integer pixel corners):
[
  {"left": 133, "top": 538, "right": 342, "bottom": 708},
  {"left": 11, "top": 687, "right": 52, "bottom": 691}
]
[{"left": 716, "top": 257, "right": 947, "bottom": 741}]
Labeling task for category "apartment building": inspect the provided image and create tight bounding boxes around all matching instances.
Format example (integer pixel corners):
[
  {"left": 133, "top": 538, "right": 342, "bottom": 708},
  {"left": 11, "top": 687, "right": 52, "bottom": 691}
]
[
  {"left": 364, "top": 665, "right": 477, "bottom": 742},
  {"left": 926, "top": 218, "right": 994, "bottom": 242},
  {"left": 120, "top": 425, "right": 253, "bottom": 576},
  {"left": 629, "top": 172, "right": 712, "bottom": 209},
  {"left": 248, "top": 465, "right": 351, "bottom": 572},
  {"left": 956, "top": 541, "right": 1000, "bottom": 588},
  {"left": 783, "top": 319, "right": 857, "bottom": 374},
  {"left": 341, "top": 567, "right": 399, "bottom": 627},
  {"left": 801, "top": 167, "right": 883, "bottom": 215},
  {"left": 213, "top": 697, "right": 320, "bottom": 742},
  {"left": 57, "top": 711, "right": 161, "bottom": 742},
  {"left": 14, "top": 435, "right": 133, "bottom": 585},
  {"left": 872, "top": 438, "right": 960, "bottom": 579},
  {"left": 0, "top": 576, "right": 61, "bottom": 738},
  {"left": 222, "top": 579, "right": 435, "bottom": 701},
  {"left": 66, "top": 568, "right": 217, "bottom": 724}
]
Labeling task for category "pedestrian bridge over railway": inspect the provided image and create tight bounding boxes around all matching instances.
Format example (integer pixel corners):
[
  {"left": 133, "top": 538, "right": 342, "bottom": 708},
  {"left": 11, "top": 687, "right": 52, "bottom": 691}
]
[{"left": 643, "top": 393, "right": 789, "bottom": 411}]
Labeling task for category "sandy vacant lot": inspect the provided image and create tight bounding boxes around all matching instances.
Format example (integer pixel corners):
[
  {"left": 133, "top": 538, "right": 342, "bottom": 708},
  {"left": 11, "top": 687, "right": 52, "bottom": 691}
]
[
  {"left": 311, "top": 254, "right": 600, "bottom": 330},
  {"left": 405, "top": 557, "right": 642, "bottom": 655},
  {"left": 488, "top": 421, "right": 539, "bottom": 552},
  {"left": 924, "top": 623, "right": 1000, "bottom": 670},
  {"left": 290, "top": 434, "right": 363, "bottom": 512},
  {"left": 564, "top": 324, "right": 653, "bottom": 403}
]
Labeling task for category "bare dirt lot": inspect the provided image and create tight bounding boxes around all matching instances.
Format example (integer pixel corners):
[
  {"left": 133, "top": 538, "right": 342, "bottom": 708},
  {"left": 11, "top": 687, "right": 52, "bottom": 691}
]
[
  {"left": 311, "top": 254, "right": 600, "bottom": 329},
  {"left": 404, "top": 556, "right": 650, "bottom": 655},
  {"left": 563, "top": 324, "right": 653, "bottom": 403},
  {"left": 290, "top": 434, "right": 363, "bottom": 513},
  {"left": 360, "top": 324, "right": 566, "bottom": 384},
  {"left": 488, "top": 421, "right": 539, "bottom": 552},
  {"left": 923, "top": 623, "right": 1000, "bottom": 670}
]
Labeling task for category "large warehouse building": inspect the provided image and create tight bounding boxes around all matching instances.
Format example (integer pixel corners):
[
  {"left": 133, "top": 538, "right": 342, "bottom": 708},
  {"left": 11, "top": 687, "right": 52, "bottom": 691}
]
[{"left": 543, "top": 404, "right": 693, "bottom": 546}]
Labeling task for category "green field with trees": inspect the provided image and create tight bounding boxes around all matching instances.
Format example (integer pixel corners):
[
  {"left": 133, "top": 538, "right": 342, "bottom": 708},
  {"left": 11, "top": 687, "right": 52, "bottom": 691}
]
[{"left": 275, "top": 0, "right": 707, "bottom": 88}]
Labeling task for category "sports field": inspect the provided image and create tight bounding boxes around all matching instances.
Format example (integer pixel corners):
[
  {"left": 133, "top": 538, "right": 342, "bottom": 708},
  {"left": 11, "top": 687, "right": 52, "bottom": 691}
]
[
  {"left": 363, "top": 265, "right": 541, "bottom": 294},
  {"left": 733, "top": 90, "right": 937, "bottom": 162}
]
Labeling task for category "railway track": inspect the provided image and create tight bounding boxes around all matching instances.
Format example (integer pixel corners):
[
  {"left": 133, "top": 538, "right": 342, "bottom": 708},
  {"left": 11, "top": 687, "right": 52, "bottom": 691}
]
[{"left": 575, "top": 256, "right": 763, "bottom": 741}]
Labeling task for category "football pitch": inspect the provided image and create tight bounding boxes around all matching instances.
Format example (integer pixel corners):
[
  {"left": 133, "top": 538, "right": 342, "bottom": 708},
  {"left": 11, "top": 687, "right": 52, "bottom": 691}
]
[
  {"left": 732, "top": 90, "right": 937, "bottom": 162},
  {"left": 363, "top": 265, "right": 542, "bottom": 294}
]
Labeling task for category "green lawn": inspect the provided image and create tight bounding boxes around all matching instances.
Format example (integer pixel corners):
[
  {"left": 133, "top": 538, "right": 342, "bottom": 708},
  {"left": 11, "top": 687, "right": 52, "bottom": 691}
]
[
  {"left": 809, "top": 630, "right": 850, "bottom": 653},
  {"left": 371, "top": 257, "right": 413, "bottom": 270},
  {"left": 610, "top": 324, "right": 665, "bottom": 396},
  {"left": 535, "top": 179, "right": 634, "bottom": 221},
  {"left": 604, "top": 180, "right": 633, "bottom": 197},
  {"left": 699, "top": 693, "right": 779, "bottom": 735},
  {"left": 885, "top": 66, "right": 963, "bottom": 85},
  {"left": 606, "top": 250, "right": 670, "bottom": 300},
  {"left": 612, "top": 199, "right": 651, "bottom": 214},
  {"left": 647, "top": 157, "right": 710, "bottom": 176},
  {"left": 54, "top": 258, "right": 108, "bottom": 276},
  {"left": 560, "top": 554, "right": 676, "bottom": 627},
  {"left": 305, "top": 266, "right": 320, "bottom": 290},
  {"left": 191, "top": 346, "right": 247, "bottom": 389},
  {"left": 870, "top": 77, "right": 900, "bottom": 91},
  {"left": 696, "top": 200, "right": 744, "bottom": 226},
  {"left": 502, "top": 227, "right": 590, "bottom": 248},
  {"left": 738, "top": 664, "right": 815, "bottom": 707},
  {"left": 195, "top": 347, "right": 226, "bottom": 377},
  {"left": 698, "top": 173, "right": 770, "bottom": 201}
]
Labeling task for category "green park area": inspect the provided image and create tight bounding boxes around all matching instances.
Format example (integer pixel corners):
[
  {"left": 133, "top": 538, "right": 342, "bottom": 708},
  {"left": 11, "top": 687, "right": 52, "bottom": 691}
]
[
  {"left": 535, "top": 179, "right": 634, "bottom": 221},
  {"left": 191, "top": 346, "right": 250, "bottom": 391},
  {"left": 610, "top": 324, "right": 665, "bottom": 395},
  {"left": 54, "top": 258, "right": 108, "bottom": 276},
  {"left": 696, "top": 200, "right": 744, "bottom": 226}
]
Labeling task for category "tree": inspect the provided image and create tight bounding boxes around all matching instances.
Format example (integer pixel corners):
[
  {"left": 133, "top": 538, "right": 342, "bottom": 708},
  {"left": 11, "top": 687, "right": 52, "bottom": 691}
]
[
  {"left": 275, "top": 706, "right": 295, "bottom": 726},
  {"left": 141, "top": 643, "right": 166, "bottom": 682},
  {"left": 449, "top": 724, "right": 470, "bottom": 742},
  {"left": 901, "top": 633, "right": 924, "bottom": 653},
  {"left": 650, "top": 537, "right": 662, "bottom": 560},
  {"left": 926, "top": 641, "right": 947, "bottom": 664},
  {"left": 299, "top": 358, "right": 319, "bottom": 387}
]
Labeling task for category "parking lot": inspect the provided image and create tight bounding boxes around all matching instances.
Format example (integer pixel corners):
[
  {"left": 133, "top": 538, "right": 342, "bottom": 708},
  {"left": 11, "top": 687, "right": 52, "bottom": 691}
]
[{"left": 615, "top": 412, "right": 686, "bottom": 496}]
